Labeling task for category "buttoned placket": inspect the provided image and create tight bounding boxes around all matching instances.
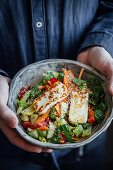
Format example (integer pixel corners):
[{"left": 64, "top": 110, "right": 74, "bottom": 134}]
[{"left": 31, "top": 0, "right": 48, "bottom": 62}]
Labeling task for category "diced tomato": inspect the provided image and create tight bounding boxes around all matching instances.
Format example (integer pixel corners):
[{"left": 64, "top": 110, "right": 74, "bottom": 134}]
[
  {"left": 88, "top": 110, "right": 95, "bottom": 124},
  {"left": 59, "top": 133, "right": 67, "bottom": 143},
  {"left": 45, "top": 116, "right": 50, "bottom": 124},
  {"left": 27, "top": 84, "right": 31, "bottom": 90},
  {"left": 38, "top": 126, "right": 49, "bottom": 131},
  {"left": 88, "top": 105, "right": 91, "bottom": 111},
  {"left": 35, "top": 121, "right": 48, "bottom": 128},
  {"left": 88, "top": 117, "right": 95, "bottom": 124},
  {"left": 19, "top": 84, "right": 31, "bottom": 99},
  {"left": 22, "top": 121, "right": 31, "bottom": 129},
  {"left": 50, "top": 78, "right": 58, "bottom": 84}
]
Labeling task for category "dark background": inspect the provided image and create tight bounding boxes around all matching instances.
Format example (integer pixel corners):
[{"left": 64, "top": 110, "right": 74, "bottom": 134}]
[{"left": 105, "top": 121, "right": 113, "bottom": 169}]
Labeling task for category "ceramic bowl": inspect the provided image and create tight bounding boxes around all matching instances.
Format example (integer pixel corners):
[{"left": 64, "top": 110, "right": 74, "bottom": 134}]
[{"left": 8, "top": 59, "right": 113, "bottom": 149}]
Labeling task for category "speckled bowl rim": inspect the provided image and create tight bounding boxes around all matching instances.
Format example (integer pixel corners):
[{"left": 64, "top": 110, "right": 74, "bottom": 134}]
[{"left": 8, "top": 59, "right": 113, "bottom": 150}]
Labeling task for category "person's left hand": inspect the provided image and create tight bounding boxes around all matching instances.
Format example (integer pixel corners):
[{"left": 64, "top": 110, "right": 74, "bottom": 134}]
[{"left": 77, "top": 46, "right": 113, "bottom": 95}]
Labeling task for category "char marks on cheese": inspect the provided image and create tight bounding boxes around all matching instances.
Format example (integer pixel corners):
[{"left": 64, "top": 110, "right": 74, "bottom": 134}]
[
  {"left": 69, "top": 89, "right": 88, "bottom": 124},
  {"left": 33, "top": 81, "right": 69, "bottom": 114}
]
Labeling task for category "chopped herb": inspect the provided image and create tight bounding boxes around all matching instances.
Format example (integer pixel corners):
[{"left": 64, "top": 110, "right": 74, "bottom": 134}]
[
  {"left": 57, "top": 73, "right": 64, "bottom": 82},
  {"left": 49, "top": 107, "right": 56, "bottom": 120},
  {"left": 44, "top": 72, "right": 55, "bottom": 80},
  {"left": 94, "top": 109, "right": 104, "bottom": 123},
  {"left": 73, "top": 78, "right": 87, "bottom": 91}
]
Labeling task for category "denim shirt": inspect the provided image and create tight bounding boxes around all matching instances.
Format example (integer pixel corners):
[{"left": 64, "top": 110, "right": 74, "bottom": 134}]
[
  {"left": 0, "top": 0, "right": 113, "bottom": 169},
  {"left": 0, "top": 0, "right": 113, "bottom": 78}
]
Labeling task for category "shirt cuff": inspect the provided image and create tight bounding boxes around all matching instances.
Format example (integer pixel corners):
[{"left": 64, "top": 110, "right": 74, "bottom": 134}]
[
  {"left": 78, "top": 33, "right": 113, "bottom": 57},
  {"left": 0, "top": 69, "right": 9, "bottom": 77}
]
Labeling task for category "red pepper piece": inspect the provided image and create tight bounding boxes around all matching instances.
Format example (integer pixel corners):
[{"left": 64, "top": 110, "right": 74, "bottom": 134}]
[
  {"left": 35, "top": 121, "right": 49, "bottom": 128},
  {"left": 22, "top": 121, "right": 31, "bottom": 129},
  {"left": 50, "top": 78, "right": 58, "bottom": 84}
]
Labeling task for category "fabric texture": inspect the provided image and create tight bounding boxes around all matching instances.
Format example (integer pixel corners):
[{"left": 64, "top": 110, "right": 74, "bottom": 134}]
[{"left": 0, "top": 0, "right": 113, "bottom": 169}]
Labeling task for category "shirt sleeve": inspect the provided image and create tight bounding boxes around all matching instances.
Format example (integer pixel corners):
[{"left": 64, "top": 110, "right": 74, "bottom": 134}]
[
  {"left": 0, "top": 69, "right": 9, "bottom": 77},
  {"left": 79, "top": 1, "right": 113, "bottom": 57}
]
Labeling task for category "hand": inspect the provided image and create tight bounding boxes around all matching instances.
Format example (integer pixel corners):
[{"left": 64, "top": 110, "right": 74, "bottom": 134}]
[
  {"left": 0, "top": 75, "right": 52, "bottom": 153},
  {"left": 77, "top": 46, "right": 113, "bottom": 95}
]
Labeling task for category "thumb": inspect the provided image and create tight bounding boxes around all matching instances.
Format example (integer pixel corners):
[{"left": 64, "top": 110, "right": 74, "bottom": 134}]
[
  {"left": 0, "top": 104, "right": 18, "bottom": 128},
  {"left": 107, "top": 76, "right": 113, "bottom": 96},
  {"left": 103, "top": 60, "right": 113, "bottom": 95}
]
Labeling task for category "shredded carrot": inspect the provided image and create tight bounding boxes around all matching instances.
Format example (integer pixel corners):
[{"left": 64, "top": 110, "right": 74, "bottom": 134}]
[
  {"left": 60, "top": 140, "right": 65, "bottom": 144},
  {"left": 72, "top": 135, "right": 91, "bottom": 141},
  {"left": 78, "top": 68, "right": 84, "bottom": 79},
  {"left": 62, "top": 68, "right": 75, "bottom": 89},
  {"left": 88, "top": 109, "right": 95, "bottom": 124},
  {"left": 72, "top": 137, "right": 84, "bottom": 141},
  {"left": 38, "top": 126, "right": 49, "bottom": 131},
  {"left": 90, "top": 106, "right": 94, "bottom": 111},
  {"left": 62, "top": 132, "right": 65, "bottom": 135},
  {"left": 55, "top": 103, "right": 61, "bottom": 117},
  {"left": 46, "top": 85, "right": 50, "bottom": 88},
  {"left": 38, "top": 85, "right": 46, "bottom": 89},
  {"left": 35, "top": 109, "right": 51, "bottom": 123},
  {"left": 38, "top": 85, "right": 50, "bottom": 90}
]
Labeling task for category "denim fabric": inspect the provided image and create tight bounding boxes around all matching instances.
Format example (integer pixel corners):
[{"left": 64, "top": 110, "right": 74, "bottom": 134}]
[
  {"left": 0, "top": 0, "right": 112, "bottom": 169},
  {"left": 0, "top": 1, "right": 113, "bottom": 78}
]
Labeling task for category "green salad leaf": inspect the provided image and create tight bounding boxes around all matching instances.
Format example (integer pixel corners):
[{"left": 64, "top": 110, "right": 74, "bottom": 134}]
[
  {"left": 94, "top": 109, "right": 104, "bottom": 123},
  {"left": 57, "top": 73, "right": 64, "bottom": 82},
  {"left": 82, "top": 123, "right": 90, "bottom": 130},
  {"left": 82, "top": 127, "right": 92, "bottom": 138},
  {"left": 49, "top": 107, "right": 56, "bottom": 120},
  {"left": 96, "top": 102, "right": 107, "bottom": 112},
  {"left": 73, "top": 78, "right": 87, "bottom": 91},
  {"left": 44, "top": 72, "right": 55, "bottom": 80}
]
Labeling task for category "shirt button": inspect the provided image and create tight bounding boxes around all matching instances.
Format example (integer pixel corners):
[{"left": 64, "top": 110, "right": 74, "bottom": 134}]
[{"left": 36, "top": 22, "right": 42, "bottom": 28}]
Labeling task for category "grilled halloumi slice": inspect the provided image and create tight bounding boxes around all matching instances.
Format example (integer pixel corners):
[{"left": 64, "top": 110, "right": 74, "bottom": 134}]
[
  {"left": 33, "top": 81, "right": 69, "bottom": 114},
  {"left": 69, "top": 90, "right": 88, "bottom": 124}
]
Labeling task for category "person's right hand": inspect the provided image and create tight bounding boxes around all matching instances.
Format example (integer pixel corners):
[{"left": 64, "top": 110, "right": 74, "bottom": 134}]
[{"left": 0, "top": 75, "right": 52, "bottom": 153}]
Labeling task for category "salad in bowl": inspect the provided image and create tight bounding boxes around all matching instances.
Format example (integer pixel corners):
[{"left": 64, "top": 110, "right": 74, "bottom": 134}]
[{"left": 16, "top": 67, "right": 107, "bottom": 144}]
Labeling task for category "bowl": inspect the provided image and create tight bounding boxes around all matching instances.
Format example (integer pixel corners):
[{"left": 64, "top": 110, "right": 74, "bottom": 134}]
[{"left": 8, "top": 59, "right": 113, "bottom": 149}]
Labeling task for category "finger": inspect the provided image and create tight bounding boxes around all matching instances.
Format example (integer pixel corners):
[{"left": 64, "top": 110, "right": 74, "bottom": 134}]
[
  {"left": 42, "top": 148, "right": 52, "bottom": 153},
  {"left": 77, "top": 51, "right": 89, "bottom": 65},
  {"left": 0, "top": 104, "right": 18, "bottom": 128},
  {"left": 107, "top": 76, "right": 113, "bottom": 95},
  {"left": 0, "top": 119, "right": 42, "bottom": 153},
  {"left": 104, "top": 60, "right": 113, "bottom": 95}
]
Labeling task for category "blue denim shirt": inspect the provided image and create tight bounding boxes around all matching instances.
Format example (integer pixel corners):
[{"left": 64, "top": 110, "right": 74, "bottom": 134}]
[
  {"left": 0, "top": 0, "right": 112, "bottom": 169},
  {"left": 0, "top": 0, "right": 113, "bottom": 78}
]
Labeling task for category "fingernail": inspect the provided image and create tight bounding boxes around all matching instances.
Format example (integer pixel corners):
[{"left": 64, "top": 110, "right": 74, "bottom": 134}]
[
  {"left": 42, "top": 148, "right": 52, "bottom": 153},
  {"left": 36, "top": 149, "right": 42, "bottom": 153},
  {"left": 47, "top": 149, "right": 52, "bottom": 153}
]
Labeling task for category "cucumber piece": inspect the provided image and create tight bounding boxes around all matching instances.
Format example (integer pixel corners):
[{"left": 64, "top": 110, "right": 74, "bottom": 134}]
[
  {"left": 20, "top": 114, "right": 29, "bottom": 121},
  {"left": 28, "top": 128, "right": 39, "bottom": 139},
  {"left": 30, "top": 114, "right": 38, "bottom": 125},
  {"left": 21, "top": 105, "right": 36, "bottom": 115},
  {"left": 47, "top": 122, "right": 56, "bottom": 139},
  {"left": 61, "top": 102, "right": 68, "bottom": 118}
]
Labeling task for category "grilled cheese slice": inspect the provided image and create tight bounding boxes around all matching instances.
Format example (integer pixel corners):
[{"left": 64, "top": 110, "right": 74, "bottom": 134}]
[
  {"left": 33, "top": 81, "right": 69, "bottom": 114},
  {"left": 69, "top": 90, "right": 88, "bottom": 124}
]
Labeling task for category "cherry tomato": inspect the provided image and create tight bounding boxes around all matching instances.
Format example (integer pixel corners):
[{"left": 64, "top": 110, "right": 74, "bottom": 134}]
[
  {"left": 50, "top": 78, "right": 58, "bottom": 84},
  {"left": 45, "top": 116, "right": 50, "bottom": 124},
  {"left": 35, "top": 121, "right": 48, "bottom": 128},
  {"left": 22, "top": 121, "right": 31, "bottom": 129},
  {"left": 19, "top": 84, "right": 31, "bottom": 99}
]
